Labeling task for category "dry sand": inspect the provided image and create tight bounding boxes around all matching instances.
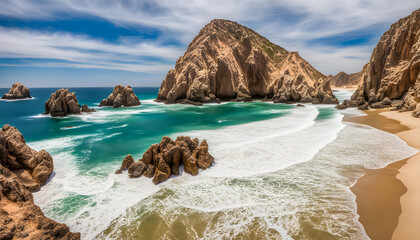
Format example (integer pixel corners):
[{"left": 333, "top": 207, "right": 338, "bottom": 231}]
[{"left": 345, "top": 109, "right": 420, "bottom": 240}]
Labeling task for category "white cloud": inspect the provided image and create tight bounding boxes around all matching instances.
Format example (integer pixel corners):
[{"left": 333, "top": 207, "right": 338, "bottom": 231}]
[
  {"left": 0, "top": 27, "right": 183, "bottom": 73},
  {"left": 0, "top": 0, "right": 418, "bottom": 75}
]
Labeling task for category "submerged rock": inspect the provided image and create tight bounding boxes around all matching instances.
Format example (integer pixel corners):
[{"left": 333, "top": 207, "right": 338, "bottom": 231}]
[
  {"left": 116, "top": 136, "right": 214, "bottom": 184},
  {"left": 0, "top": 125, "right": 80, "bottom": 239},
  {"left": 1, "top": 83, "right": 31, "bottom": 100},
  {"left": 157, "top": 19, "right": 337, "bottom": 104},
  {"left": 99, "top": 85, "right": 140, "bottom": 108}
]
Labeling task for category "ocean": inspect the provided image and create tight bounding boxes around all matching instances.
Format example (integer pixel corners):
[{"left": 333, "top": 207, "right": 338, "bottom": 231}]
[{"left": 0, "top": 88, "right": 417, "bottom": 239}]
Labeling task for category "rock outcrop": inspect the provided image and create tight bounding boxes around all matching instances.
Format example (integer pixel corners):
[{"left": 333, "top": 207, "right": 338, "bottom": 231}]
[
  {"left": 116, "top": 136, "right": 214, "bottom": 184},
  {"left": 1, "top": 83, "right": 31, "bottom": 99},
  {"left": 349, "top": 8, "right": 420, "bottom": 117},
  {"left": 157, "top": 19, "right": 338, "bottom": 104},
  {"left": 99, "top": 85, "right": 141, "bottom": 108},
  {"left": 0, "top": 124, "right": 53, "bottom": 191},
  {"left": 81, "top": 104, "right": 96, "bottom": 113},
  {"left": 44, "top": 89, "right": 81, "bottom": 117},
  {"left": 0, "top": 125, "right": 80, "bottom": 239},
  {"left": 328, "top": 71, "right": 361, "bottom": 88}
]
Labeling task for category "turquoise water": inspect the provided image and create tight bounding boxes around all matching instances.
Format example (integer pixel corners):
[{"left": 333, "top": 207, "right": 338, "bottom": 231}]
[{"left": 0, "top": 88, "right": 417, "bottom": 239}]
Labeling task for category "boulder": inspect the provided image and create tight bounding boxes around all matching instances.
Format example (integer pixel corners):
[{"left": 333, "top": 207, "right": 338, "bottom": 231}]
[
  {"left": 116, "top": 136, "right": 214, "bottom": 184},
  {"left": 99, "top": 85, "right": 140, "bottom": 108},
  {"left": 81, "top": 104, "right": 96, "bottom": 113},
  {"left": 1, "top": 83, "right": 31, "bottom": 99},
  {"left": 44, "top": 89, "right": 81, "bottom": 117}
]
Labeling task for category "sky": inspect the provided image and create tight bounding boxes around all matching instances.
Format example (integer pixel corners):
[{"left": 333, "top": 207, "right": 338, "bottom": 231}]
[{"left": 0, "top": 0, "right": 418, "bottom": 88}]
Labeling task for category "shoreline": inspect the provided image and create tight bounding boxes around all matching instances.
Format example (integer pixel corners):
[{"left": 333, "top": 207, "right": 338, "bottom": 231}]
[{"left": 344, "top": 109, "right": 420, "bottom": 240}]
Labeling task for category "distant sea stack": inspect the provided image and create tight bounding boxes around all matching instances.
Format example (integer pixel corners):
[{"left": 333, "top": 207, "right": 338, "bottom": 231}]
[
  {"left": 99, "top": 85, "right": 141, "bottom": 108},
  {"left": 1, "top": 83, "right": 31, "bottom": 99},
  {"left": 157, "top": 19, "right": 338, "bottom": 104},
  {"left": 328, "top": 71, "right": 361, "bottom": 88},
  {"left": 0, "top": 124, "right": 81, "bottom": 239},
  {"left": 350, "top": 8, "right": 420, "bottom": 115},
  {"left": 116, "top": 136, "right": 214, "bottom": 184},
  {"left": 44, "top": 89, "right": 95, "bottom": 117}
]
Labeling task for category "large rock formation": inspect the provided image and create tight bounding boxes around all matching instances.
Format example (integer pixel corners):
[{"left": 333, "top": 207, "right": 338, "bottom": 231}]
[
  {"left": 328, "top": 71, "right": 361, "bottom": 88},
  {"left": 99, "top": 85, "right": 141, "bottom": 108},
  {"left": 157, "top": 19, "right": 338, "bottom": 104},
  {"left": 1, "top": 83, "right": 31, "bottom": 99},
  {"left": 350, "top": 8, "right": 420, "bottom": 116},
  {"left": 0, "top": 124, "right": 53, "bottom": 191},
  {"left": 44, "top": 89, "right": 81, "bottom": 117},
  {"left": 0, "top": 125, "right": 80, "bottom": 239},
  {"left": 116, "top": 136, "right": 214, "bottom": 184}
]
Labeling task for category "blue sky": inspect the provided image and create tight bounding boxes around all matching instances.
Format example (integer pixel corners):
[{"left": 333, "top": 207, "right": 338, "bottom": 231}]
[{"left": 0, "top": 0, "right": 418, "bottom": 87}]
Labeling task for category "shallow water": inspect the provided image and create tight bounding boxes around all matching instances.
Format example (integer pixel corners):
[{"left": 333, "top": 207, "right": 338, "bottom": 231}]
[{"left": 0, "top": 88, "right": 417, "bottom": 239}]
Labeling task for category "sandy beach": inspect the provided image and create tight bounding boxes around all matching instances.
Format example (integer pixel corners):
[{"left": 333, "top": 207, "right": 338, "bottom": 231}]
[{"left": 345, "top": 109, "right": 420, "bottom": 240}]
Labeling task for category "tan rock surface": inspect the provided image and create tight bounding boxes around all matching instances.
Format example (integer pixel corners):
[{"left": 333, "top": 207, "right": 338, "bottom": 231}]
[
  {"left": 44, "top": 89, "right": 81, "bottom": 117},
  {"left": 99, "top": 85, "right": 140, "bottom": 108},
  {"left": 116, "top": 136, "right": 214, "bottom": 184},
  {"left": 328, "top": 71, "right": 361, "bottom": 87},
  {"left": 1, "top": 83, "right": 31, "bottom": 99},
  {"left": 157, "top": 19, "right": 337, "bottom": 104},
  {"left": 352, "top": 9, "right": 420, "bottom": 116}
]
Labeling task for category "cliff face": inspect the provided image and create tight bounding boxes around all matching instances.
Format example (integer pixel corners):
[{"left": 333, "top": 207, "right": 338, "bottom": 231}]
[
  {"left": 0, "top": 124, "right": 80, "bottom": 239},
  {"left": 157, "top": 19, "right": 338, "bottom": 104},
  {"left": 329, "top": 71, "right": 361, "bottom": 87},
  {"left": 352, "top": 8, "right": 420, "bottom": 115}
]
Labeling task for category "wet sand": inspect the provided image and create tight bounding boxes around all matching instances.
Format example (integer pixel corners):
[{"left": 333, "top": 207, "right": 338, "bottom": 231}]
[{"left": 344, "top": 109, "right": 420, "bottom": 240}]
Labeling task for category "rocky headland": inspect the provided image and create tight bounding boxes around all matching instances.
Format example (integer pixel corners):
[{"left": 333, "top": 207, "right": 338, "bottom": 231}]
[
  {"left": 328, "top": 71, "right": 361, "bottom": 88},
  {"left": 0, "top": 124, "right": 80, "bottom": 239},
  {"left": 156, "top": 19, "right": 338, "bottom": 105},
  {"left": 116, "top": 136, "right": 214, "bottom": 184},
  {"left": 99, "top": 85, "right": 141, "bottom": 108},
  {"left": 1, "top": 83, "right": 31, "bottom": 100},
  {"left": 44, "top": 89, "right": 95, "bottom": 117},
  {"left": 337, "top": 9, "right": 420, "bottom": 115}
]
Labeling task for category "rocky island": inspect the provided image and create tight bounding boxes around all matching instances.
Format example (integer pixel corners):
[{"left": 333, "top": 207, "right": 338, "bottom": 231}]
[
  {"left": 99, "top": 85, "right": 141, "bottom": 108},
  {"left": 157, "top": 19, "right": 338, "bottom": 105},
  {"left": 337, "top": 9, "right": 420, "bottom": 114},
  {"left": 116, "top": 136, "right": 214, "bottom": 184},
  {"left": 1, "top": 83, "right": 31, "bottom": 100},
  {"left": 44, "top": 89, "right": 96, "bottom": 117},
  {"left": 0, "top": 124, "right": 80, "bottom": 239}
]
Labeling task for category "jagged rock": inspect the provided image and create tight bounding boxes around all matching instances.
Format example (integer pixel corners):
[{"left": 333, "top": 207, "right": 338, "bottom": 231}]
[
  {"left": 352, "top": 9, "right": 420, "bottom": 112},
  {"left": 358, "top": 103, "right": 370, "bottom": 110},
  {"left": 81, "top": 104, "right": 96, "bottom": 113},
  {"left": 44, "top": 89, "right": 81, "bottom": 117},
  {"left": 0, "top": 165, "right": 80, "bottom": 240},
  {"left": 117, "top": 136, "right": 213, "bottom": 184},
  {"left": 157, "top": 19, "right": 337, "bottom": 104},
  {"left": 0, "top": 124, "right": 53, "bottom": 191},
  {"left": 0, "top": 125, "right": 80, "bottom": 239},
  {"left": 1, "top": 83, "right": 31, "bottom": 99},
  {"left": 328, "top": 71, "right": 361, "bottom": 88},
  {"left": 99, "top": 85, "right": 140, "bottom": 108},
  {"left": 114, "top": 154, "right": 135, "bottom": 174},
  {"left": 412, "top": 103, "right": 420, "bottom": 117}
]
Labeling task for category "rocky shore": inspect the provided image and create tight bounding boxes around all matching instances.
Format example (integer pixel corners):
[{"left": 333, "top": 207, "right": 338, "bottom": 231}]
[
  {"left": 99, "top": 85, "right": 141, "bottom": 108},
  {"left": 116, "top": 136, "right": 214, "bottom": 184},
  {"left": 336, "top": 9, "right": 420, "bottom": 117},
  {"left": 156, "top": 19, "right": 338, "bottom": 105},
  {"left": 0, "top": 124, "right": 80, "bottom": 239},
  {"left": 1, "top": 83, "right": 31, "bottom": 100}
]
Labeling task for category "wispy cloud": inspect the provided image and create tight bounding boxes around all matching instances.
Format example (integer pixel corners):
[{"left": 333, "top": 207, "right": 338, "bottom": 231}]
[
  {"left": 0, "top": 27, "right": 183, "bottom": 73},
  {"left": 0, "top": 0, "right": 418, "bottom": 75}
]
